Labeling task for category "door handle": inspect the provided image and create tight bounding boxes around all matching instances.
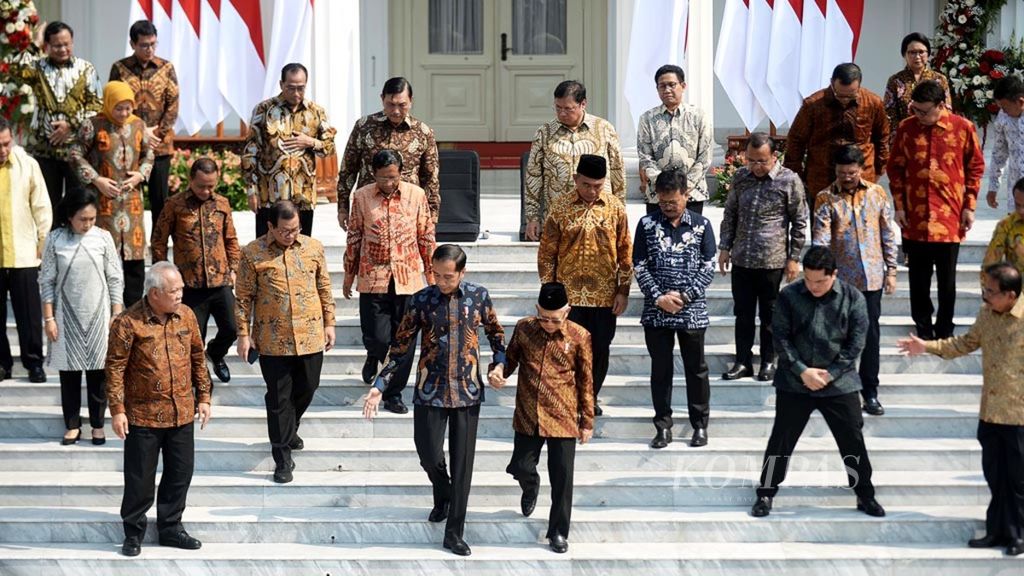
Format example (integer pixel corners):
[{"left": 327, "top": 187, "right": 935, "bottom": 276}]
[{"left": 501, "top": 32, "right": 512, "bottom": 61}]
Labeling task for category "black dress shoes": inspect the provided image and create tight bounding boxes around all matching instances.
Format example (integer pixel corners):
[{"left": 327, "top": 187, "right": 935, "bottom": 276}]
[
  {"left": 549, "top": 533, "right": 569, "bottom": 553},
  {"left": 382, "top": 396, "right": 409, "bottom": 414},
  {"left": 273, "top": 460, "right": 295, "bottom": 484},
  {"left": 289, "top": 435, "right": 304, "bottom": 451},
  {"left": 1007, "top": 539, "right": 1024, "bottom": 556},
  {"left": 594, "top": 402, "right": 603, "bottom": 417},
  {"left": 756, "top": 362, "right": 776, "bottom": 382},
  {"left": 690, "top": 428, "right": 708, "bottom": 447},
  {"left": 856, "top": 497, "right": 886, "bottom": 517},
  {"left": 649, "top": 428, "right": 672, "bottom": 449},
  {"left": 0, "top": 366, "right": 8, "bottom": 381},
  {"left": 968, "top": 533, "right": 1008, "bottom": 548},
  {"left": 722, "top": 363, "right": 753, "bottom": 380},
  {"left": 863, "top": 398, "right": 885, "bottom": 416},
  {"left": 361, "top": 356, "right": 379, "bottom": 384},
  {"left": 28, "top": 366, "right": 46, "bottom": 383},
  {"left": 159, "top": 530, "right": 202, "bottom": 550},
  {"left": 521, "top": 487, "right": 538, "bottom": 517},
  {"left": 209, "top": 354, "right": 231, "bottom": 383},
  {"left": 443, "top": 534, "right": 472, "bottom": 556},
  {"left": 121, "top": 535, "right": 142, "bottom": 556},
  {"left": 428, "top": 501, "right": 449, "bottom": 523},
  {"left": 750, "top": 496, "right": 773, "bottom": 517}
]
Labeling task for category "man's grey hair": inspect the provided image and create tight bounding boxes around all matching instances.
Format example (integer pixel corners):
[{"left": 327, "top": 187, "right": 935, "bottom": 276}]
[{"left": 145, "top": 261, "right": 180, "bottom": 293}]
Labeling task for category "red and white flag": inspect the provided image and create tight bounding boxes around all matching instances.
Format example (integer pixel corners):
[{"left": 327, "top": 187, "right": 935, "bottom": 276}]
[
  {"left": 263, "top": 0, "right": 314, "bottom": 100},
  {"left": 172, "top": 0, "right": 204, "bottom": 134},
  {"left": 198, "top": 0, "right": 229, "bottom": 126},
  {"left": 744, "top": 0, "right": 787, "bottom": 126},
  {"left": 799, "top": 0, "right": 827, "bottom": 98},
  {"left": 219, "top": 0, "right": 265, "bottom": 121},
  {"left": 766, "top": 0, "right": 803, "bottom": 125},
  {"left": 714, "top": 0, "right": 765, "bottom": 131},
  {"left": 126, "top": 0, "right": 173, "bottom": 60},
  {"left": 821, "top": 0, "right": 864, "bottom": 79}
]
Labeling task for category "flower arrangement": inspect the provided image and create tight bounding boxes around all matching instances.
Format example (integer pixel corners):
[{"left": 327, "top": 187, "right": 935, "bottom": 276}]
[
  {"left": 708, "top": 150, "right": 785, "bottom": 207},
  {"left": 168, "top": 146, "right": 249, "bottom": 211},
  {"left": 0, "top": 0, "right": 39, "bottom": 134},
  {"left": 932, "top": 0, "right": 1010, "bottom": 128}
]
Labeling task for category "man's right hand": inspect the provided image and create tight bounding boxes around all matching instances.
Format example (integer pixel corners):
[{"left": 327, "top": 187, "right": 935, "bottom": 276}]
[
  {"left": 656, "top": 293, "right": 684, "bottom": 314},
  {"left": 718, "top": 250, "right": 731, "bottom": 276},
  {"left": 94, "top": 177, "right": 121, "bottom": 199},
  {"left": 247, "top": 195, "right": 258, "bottom": 213},
  {"left": 338, "top": 210, "right": 349, "bottom": 231},
  {"left": 112, "top": 413, "right": 129, "bottom": 439},
  {"left": 895, "top": 210, "right": 908, "bottom": 228},
  {"left": 986, "top": 191, "right": 999, "bottom": 209},
  {"left": 525, "top": 220, "right": 540, "bottom": 241},
  {"left": 48, "top": 120, "right": 71, "bottom": 146},
  {"left": 799, "top": 368, "right": 830, "bottom": 391},
  {"left": 236, "top": 336, "right": 252, "bottom": 363},
  {"left": 342, "top": 280, "right": 354, "bottom": 300},
  {"left": 44, "top": 320, "right": 58, "bottom": 342},
  {"left": 362, "top": 387, "right": 382, "bottom": 420}
]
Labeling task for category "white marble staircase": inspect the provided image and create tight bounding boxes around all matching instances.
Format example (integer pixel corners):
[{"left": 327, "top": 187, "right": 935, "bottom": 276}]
[{"left": 0, "top": 200, "right": 1019, "bottom": 574}]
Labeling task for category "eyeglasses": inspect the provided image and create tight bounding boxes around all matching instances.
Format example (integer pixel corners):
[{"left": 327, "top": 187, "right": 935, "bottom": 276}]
[
  {"left": 909, "top": 104, "right": 937, "bottom": 117},
  {"left": 657, "top": 81, "right": 680, "bottom": 91},
  {"left": 553, "top": 105, "right": 581, "bottom": 115},
  {"left": 282, "top": 84, "right": 306, "bottom": 93},
  {"left": 746, "top": 159, "right": 772, "bottom": 166},
  {"left": 537, "top": 316, "right": 565, "bottom": 325},
  {"left": 906, "top": 49, "right": 928, "bottom": 56},
  {"left": 982, "top": 286, "right": 1005, "bottom": 297},
  {"left": 274, "top": 227, "right": 301, "bottom": 238}
]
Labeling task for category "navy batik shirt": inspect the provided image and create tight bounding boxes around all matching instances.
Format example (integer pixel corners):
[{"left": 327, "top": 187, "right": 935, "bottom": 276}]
[
  {"left": 375, "top": 281, "right": 506, "bottom": 408},
  {"left": 633, "top": 209, "right": 717, "bottom": 329}
]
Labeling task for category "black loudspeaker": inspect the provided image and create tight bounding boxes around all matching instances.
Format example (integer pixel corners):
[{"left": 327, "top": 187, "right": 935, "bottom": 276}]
[{"left": 436, "top": 150, "right": 481, "bottom": 242}]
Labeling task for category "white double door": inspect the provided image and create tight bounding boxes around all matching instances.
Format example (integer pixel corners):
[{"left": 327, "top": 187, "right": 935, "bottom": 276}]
[{"left": 409, "top": 0, "right": 585, "bottom": 141}]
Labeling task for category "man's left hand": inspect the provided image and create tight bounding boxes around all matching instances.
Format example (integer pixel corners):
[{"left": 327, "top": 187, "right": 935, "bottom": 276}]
[
  {"left": 324, "top": 325, "right": 336, "bottom": 351},
  {"left": 884, "top": 275, "right": 897, "bottom": 295},
  {"left": 612, "top": 292, "right": 628, "bottom": 316},
  {"left": 197, "top": 402, "right": 212, "bottom": 430},
  {"left": 579, "top": 428, "right": 593, "bottom": 445},
  {"left": 784, "top": 259, "right": 800, "bottom": 283},
  {"left": 487, "top": 367, "right": 505, "bottom": 388},
  {"left": 960, "top": 208, "right": 975, "bottom": 233}
]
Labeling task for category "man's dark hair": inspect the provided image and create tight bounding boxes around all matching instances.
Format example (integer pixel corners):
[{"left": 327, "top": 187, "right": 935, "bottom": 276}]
[
  {"left": 911, "top": 80, "right": 946, "bottom": 105},
  {"left": 189, "top": 157, "right": 219, "bottom": 178},
  {"left": 280, "top": 63, "right": 308, "bottom": 83},
  {"left": 1013, "top": 176, "right": 1024, "bottom": 196},
  {"left": 900, "top": 32, "right": 931, "bottom": 56},
  {"left": 831, "top": 63, "right": 863, "bottom": 85},
  {"left": 268, "top": 200, "right": 299, "bottom": 227},
  {"left": 746, "top": 132, "right": 776, "bottom": 153},
  {"left": 802, "top": 246, "right": 838, "bottom": 275},
  {"left": 993, "top": 76, "right": 1024, "bottom": 101},
  {"left": 833, "top": 144, "right": 866, "bottom": 167},
  {"left": 129, "top": 20, "right": 158, "bottom": 44},
  {"left": 553, "top": 80, "right": 586, "bottom": 104},
  {"left": 44, "top": 21, "right": 73, "bottom": 44},
  {"left": 654, "top": 169, "right": 688, "bottom": 195},
  {"left": 654, "top": 64, "right": 685, "bottom": 85},
  {"left": 371, "top": 149, "right": 403, "bottom": 172},
  {"left": 0, "top": 116, "right": 10, "bottom": 135},
  {"left": 56, "top": 188, "right": 99, "bottom": 228},
  {"left": 381, "top": 77, "right": 413, "bottom": 98},
  {"left": 432, "top": 244, "right": 467, "bottom": 272},
  {"left": 984, "top": 262, "right": 1022, "bottom": 298}
]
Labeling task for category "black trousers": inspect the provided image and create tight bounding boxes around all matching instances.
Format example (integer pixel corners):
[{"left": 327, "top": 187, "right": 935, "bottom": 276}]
[
  {"left": 731, "top": 266, "right": 783, "bottom": 366},
  {"left": 182, "top": 286, "right": 238, "bottom": 361},
  {"left": 259, "top": 352, "right": 324, "bottom": 466},
  {"left": 414, "top": 403, "right": 480, "bottom": 539},
  {"left": 122, "top": 259, "right": 145, "bottom": 307},
  {"left": 0, "top": 267, "right": 43, "bottom": 371},
  {"left": 121, "top": 421, "right": 195, "bottom": 539},
  {"left": 36, "top": 157, "right": 77, "bottom": 215},
  {"left": 359, "top": 279, "right": 413, "bottom": 400},
  {"left": 567, "top": 306, "right": 616, "bottom": 399},
  {"left": 757, "top": 390, "right": 875, "bottom": 500},
  {"left": 146, "top": 155, "right": 172, "bottom": 226},
  {"left": 859, "top": 290, "right": 882, "bottom": 401},
  {"left": 59, "top": 369, "right": 106, "bottom": 429},
  {"left": 256, "top": 208, "right": 314, "bottom": 239},
  {"left": 904, "top": 239, "right": 960, "bottom": 339},
  {"left": 978, "top": 420, "right": 1024, "bottom": 541},
  {"left": 506, "top": 432, "right": 576, "bottom": 539},
  {"left": 645, "top": 200, "right": 704, "bottom": 215},
  {"left": 644, "top": 327, "right": 710, "bottom": 430}
]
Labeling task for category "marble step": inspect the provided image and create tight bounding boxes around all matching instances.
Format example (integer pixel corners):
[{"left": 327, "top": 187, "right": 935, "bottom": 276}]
[
  {"left": 0, "top": 436, "right": 981, "bottom": 473},
  {"left": 0, "top": 404, "right": 982, "bottom": 440},
  {"left": 0, "top": 373, "right": 984, "bottom": 408},
  {"left": 0, "top": 469, "right": 990, "bottom": 508},
  {"left": 0, "top": 342, "right": 985, "bottom": 379},
  {"left": 0, "top": 505, "right": 989, "bottom": 545},
  {"left": 0, "top": 541, "right": 1015, "bottom": 576},
  {"left": 3, "top": 313, "right": 980, "bottom": 348}
]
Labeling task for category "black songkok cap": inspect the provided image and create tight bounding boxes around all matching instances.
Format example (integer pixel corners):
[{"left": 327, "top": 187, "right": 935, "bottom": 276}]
[
  {"left": 576, "top": 154, "right": 607, "bottom": 179},
  {"left": 538, "top": 282, "right": 569, "bottom": 311}
]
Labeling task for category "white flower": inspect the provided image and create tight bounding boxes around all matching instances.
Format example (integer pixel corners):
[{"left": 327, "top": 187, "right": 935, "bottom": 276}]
[
  {"left": 14, "top": 20, "right": 24, "bottom": 31},
  {"left": 965, "top": 0, "right": 975, "bottom": 5},
  {"left": 958, "top": 15, "right": 967, "bottom": 24},
  {"left": 959, "top": 43, "right": 967, "bottom": 50},
  {"left": 986, "top": 90, "right": 994, "bottom": 99},
  {"left": 974, "top": 89, "right": 985, "bottom": 100},
  {"left": 949, "top": 68, "right": 958, "bottom": 77},
  {"left": 973, "top": 76, "right": 983, "bottom": 86},
  {"left": 4, "top": 23, "right": 14, "bottom": 34},
  {"left": 0, "top": 33, "right": 7, "bottom": 44},
  {"left": 18, "top": 84, "right": 30, "bottom": 95},
  {"left": 20, "top": 102, "right": 33, "bottom": 114},
  {"left": 950, "top": 55, "right": 960, "bottom": 64}
]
